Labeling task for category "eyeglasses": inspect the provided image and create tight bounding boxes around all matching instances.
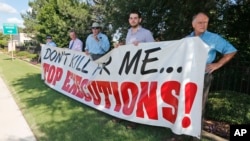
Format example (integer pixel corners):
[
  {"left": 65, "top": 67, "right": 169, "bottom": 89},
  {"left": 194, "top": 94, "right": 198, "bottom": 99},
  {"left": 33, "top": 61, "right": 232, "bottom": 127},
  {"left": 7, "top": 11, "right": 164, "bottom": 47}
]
[{"left": 92, "top": 27, "right": 100, "bottom": 29}]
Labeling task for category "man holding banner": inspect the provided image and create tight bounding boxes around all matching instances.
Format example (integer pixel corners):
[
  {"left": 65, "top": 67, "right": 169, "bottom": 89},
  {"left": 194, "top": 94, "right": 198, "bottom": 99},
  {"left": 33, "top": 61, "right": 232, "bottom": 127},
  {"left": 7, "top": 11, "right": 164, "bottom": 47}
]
[
  {"left": 169, "top": 12, "right": 237, "bottom": 141},
  {"left": 113, "top": 10, "right": 156, "bottom": 128},
  {"left": 125, "top": 10, "right": 155, "bottom": 46},
  {"left": 85, "top": 22, "right": 110, "bottom": 61},
  {"left": 68, "top": 30, "right": 83, "bottom": 52}
]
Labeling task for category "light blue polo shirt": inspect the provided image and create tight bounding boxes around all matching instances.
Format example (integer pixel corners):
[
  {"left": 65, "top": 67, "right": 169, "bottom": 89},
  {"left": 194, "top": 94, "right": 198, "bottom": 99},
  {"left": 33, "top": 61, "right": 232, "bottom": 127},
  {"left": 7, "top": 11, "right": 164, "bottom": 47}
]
[
  {"left": 189, "top": 31, "right": 237, "bottom": 64},
  {"left": 46, "top": 41, "right": 57, "bottom": 47},
  {"left": 85, "top": 33, "right": 110, "bottom": 54}
]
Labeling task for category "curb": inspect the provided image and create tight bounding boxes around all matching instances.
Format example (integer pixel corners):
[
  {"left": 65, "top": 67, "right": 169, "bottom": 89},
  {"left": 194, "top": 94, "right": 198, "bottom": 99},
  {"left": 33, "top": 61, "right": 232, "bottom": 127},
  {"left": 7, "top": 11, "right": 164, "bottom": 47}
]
[{"left": 202, "top": 130, "right": 229, "bottom": 141}]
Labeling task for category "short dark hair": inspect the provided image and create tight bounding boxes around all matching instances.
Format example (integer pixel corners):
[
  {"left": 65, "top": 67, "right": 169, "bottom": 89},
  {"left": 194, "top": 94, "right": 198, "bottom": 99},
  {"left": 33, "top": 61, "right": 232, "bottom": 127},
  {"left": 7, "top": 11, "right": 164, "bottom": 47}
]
[
  {"left": 69, "top": 29, "right": 78, "bottom": 36},
  {"left": 69, "top": 29, "right": 76, "bottom": 33},
  {"left": 129, "top": 10, "right": 142, "bottom": 18}
]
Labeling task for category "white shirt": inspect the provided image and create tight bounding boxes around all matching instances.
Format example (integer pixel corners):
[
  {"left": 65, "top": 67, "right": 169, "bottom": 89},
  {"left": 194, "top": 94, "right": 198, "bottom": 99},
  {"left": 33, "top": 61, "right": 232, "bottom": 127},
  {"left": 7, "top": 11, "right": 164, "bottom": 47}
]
[{"left": 69, "top": 38, "right": 83, "bottom": 51}]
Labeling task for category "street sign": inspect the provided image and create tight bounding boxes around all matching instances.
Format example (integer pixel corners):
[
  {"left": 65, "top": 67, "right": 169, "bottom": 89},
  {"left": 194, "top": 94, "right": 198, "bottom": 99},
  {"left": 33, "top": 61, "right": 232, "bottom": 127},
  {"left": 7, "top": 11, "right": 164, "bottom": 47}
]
[{"left": 2, "top": 23, "right": 18, "bottom": 35}]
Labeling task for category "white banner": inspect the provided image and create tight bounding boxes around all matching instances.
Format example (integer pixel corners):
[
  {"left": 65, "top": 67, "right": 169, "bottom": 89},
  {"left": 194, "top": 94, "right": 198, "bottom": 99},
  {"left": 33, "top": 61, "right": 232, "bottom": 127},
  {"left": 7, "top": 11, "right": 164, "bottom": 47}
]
[{"left": 41, "top": 37, "right": 209, "bottom": 138}]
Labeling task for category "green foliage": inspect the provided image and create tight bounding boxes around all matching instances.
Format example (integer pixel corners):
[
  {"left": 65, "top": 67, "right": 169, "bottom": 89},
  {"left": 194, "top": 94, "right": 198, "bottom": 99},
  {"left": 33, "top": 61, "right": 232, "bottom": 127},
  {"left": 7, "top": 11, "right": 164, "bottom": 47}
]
[
  {"left": 22, "top": 0, "right": 90, "bottom": 48},
  {"left": 0, "top": 32, "right": 10, "bottom": 47},
  {"left": 222, "top": 0, "right": 250, "bottom": 63},
  {"left": 0, "top": 53, "right": 248, "bottom": 140},
  {"left": 16, "top": 51, "right": 37, "bottom": 59},
  {"left": 205, "top": 91, "right": 250, "bottom": 124},
  {"left": 100, "top": 0, "right": 218, "bottom": 40},
  {"left": 0, "top": 53, "right": 176, "bottom": 141},
  {"left": 22, "top": 0, "right": 250, "bottom": 64}
]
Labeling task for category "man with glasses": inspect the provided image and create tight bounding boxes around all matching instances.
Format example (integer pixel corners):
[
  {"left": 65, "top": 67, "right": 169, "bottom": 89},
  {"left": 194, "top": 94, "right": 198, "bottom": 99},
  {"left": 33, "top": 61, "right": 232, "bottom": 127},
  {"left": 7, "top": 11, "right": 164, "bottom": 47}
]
[{"left": 85, "top": 22, "right": 110, "bottom": 61}]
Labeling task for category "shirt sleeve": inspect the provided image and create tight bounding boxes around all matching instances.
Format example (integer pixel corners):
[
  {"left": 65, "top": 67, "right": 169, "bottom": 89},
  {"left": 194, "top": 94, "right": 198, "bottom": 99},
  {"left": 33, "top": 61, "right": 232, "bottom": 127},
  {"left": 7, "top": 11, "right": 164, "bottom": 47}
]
[
  {"left": 145, "top": 30, "right": 155, "bottom": 42},
  {"left": 76, "top": 39, "right": 83, "bottom": 51},
  {"left": 85, "top": 36, "right": 89, "bottom": 51},
  {"left": 51, "top": 42, "right": 57, "bottom": 47},
  {"left": 214, "top": 34, "right": 237, "bottom": 54},
  {"left": 99, "top": 34, "right": 110, "bottom": 52}
]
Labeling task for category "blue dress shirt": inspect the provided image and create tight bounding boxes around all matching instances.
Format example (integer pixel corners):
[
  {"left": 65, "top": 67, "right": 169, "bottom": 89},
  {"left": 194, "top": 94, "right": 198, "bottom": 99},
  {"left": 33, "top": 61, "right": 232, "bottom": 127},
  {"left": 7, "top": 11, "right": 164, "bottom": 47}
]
[
  {"left": 189, "top": 31, "right": 237, "bottom": 64},
  {"left": 46, "top": 41, "right": 56, "bottom": 47},
  {"left": 85, "top": 33, "right": 110, "bottom": 54}
]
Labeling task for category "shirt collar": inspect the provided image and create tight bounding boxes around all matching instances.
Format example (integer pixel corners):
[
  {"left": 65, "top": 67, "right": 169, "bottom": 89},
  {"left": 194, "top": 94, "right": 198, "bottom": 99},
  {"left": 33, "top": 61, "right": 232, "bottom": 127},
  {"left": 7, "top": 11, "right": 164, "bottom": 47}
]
[
  {"left": 129, "top": 25, "right": 142, "bottom": 34},
  {"left": 190, "top": 30, "right": 207, "bottom": 37}
]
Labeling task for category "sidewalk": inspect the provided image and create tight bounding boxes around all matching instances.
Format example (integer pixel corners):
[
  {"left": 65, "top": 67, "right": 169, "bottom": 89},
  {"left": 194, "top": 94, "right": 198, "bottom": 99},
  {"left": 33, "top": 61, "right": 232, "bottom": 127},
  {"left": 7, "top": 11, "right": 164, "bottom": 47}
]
[{"left": 0, "top": 76, "right": 37, "bottom": 141}]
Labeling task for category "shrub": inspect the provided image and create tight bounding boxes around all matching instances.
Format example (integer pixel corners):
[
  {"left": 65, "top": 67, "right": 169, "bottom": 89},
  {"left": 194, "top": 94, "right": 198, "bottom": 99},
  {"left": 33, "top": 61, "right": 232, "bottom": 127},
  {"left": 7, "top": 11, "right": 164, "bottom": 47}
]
[
  {"left": 205, "top": 91, "right": 250, "bottom": 124},
  {"left": 16, "top": 51, "right": 37, "bottom": 59}
]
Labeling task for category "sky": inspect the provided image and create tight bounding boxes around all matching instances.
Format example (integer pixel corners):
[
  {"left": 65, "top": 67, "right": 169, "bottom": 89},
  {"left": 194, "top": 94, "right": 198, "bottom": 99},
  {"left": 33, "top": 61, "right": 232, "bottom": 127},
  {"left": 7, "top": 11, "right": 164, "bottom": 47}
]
[{"left": 0, "top": 0, "right": 31, "bottom": 29}]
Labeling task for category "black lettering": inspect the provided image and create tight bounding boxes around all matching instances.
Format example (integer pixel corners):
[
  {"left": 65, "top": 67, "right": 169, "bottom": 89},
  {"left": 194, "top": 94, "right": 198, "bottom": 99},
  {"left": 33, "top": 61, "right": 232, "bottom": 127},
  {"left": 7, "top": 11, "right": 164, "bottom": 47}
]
[
  {"left": 43, "top": 48, "right": 52, "bottom": 60},
  {"left": 119, "top": 50, "right": 142, "bottom": 75},
  {"left": 69, "top": 54, "right": 80, "bottom": 68},
  {"left": 81, "top": 58, "right": 90, "bottom": 73},
  {"left": 63, "top": 52, "right": 71, "bottom": 65},
  {"left": 76, "top": 56, "right": 85, "bottom": 71},
  {"left": 49, "top": 50, "right": 58, "bottom": 61},
  {"left": 141, "top": 47, "right": 161, "bottom": 75},
  {"left": 100, "top": 56, "right": 112, "bottom": 75}
]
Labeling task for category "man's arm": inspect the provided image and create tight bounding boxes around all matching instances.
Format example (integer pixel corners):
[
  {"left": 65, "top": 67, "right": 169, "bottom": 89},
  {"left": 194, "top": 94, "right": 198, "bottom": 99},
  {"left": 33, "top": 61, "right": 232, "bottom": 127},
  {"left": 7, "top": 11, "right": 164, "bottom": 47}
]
[
  {"left": 100, "top": 35, "right": 110, "bottom": 52},
  {"left": 145, "top": 30, "right": 155, "bottom": 42},
  {"left": 75, "top": 39, "right": 83, "bottom": 51},
  {"left": 206, "top": 52, "right": 237, "bottom": 73}
]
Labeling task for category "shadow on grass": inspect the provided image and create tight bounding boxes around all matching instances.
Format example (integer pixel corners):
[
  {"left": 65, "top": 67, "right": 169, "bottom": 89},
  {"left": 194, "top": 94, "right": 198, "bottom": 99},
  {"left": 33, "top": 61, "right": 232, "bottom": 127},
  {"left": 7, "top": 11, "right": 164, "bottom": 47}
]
[{"left": 12, "top": 73, "right": 173, "bottom": 141}]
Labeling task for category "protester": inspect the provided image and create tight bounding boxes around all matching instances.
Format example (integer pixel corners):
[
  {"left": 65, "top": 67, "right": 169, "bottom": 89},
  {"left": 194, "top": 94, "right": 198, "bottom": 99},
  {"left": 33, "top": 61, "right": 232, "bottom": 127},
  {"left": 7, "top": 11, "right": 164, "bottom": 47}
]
[
  {"left": 125, "top": 10, "right": 154, "bottom": 46},
  {"left": 85, "top": 22, "right": 110, "bottom": 61},
  {"left": 46, "top": 35, "right": 56, "bottom": 47},
  {"left": 68, "top": 30, "right": 83, "bottom": 51},
  {"left": 112, "top": 10, "right": 155, "bottom": 129},
  {"left": 114, "top": 10, "right": 154, "bottom": 48},
  {"left": 37, "top": 35, "right": 56, "bottom": 62},
  {"left": 168, "top": 12, "right": 237, "bottom": 141}
]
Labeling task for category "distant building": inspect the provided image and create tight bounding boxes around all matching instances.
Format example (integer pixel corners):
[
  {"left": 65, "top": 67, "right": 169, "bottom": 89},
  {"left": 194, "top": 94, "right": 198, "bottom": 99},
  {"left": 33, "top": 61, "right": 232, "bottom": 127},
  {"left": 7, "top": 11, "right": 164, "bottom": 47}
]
[
  {"left": 12, "top": 33, "right": 33, "bottom": 46},
  {"left": 8, "top": 33, "right": 33, "bottom": 52}
]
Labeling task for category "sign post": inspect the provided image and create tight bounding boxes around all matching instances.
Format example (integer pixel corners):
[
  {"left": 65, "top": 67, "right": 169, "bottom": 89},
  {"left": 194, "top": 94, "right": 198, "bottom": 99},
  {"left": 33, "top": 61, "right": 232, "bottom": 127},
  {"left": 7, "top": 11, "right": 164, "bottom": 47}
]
[{"left": 2, "top": 23, "right": 18, "bottom": 61}]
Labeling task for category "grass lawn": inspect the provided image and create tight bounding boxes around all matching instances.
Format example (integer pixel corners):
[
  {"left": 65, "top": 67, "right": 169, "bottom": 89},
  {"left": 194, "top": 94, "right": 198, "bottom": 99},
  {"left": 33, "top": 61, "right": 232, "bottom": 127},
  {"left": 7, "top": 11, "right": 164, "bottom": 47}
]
[
  {"left": 0, "top": 53, "right": 178, "bottom": 141},
  {"left": 2, "top": 52, "right": 243, "bottom": 141}
]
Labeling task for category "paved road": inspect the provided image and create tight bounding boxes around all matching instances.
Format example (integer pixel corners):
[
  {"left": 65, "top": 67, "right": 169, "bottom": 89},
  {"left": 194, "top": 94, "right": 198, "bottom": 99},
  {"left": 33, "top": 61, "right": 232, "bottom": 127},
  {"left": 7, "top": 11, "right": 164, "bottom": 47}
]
[{"left": 0, "top": 76, "right": 37, "bottom": 141}]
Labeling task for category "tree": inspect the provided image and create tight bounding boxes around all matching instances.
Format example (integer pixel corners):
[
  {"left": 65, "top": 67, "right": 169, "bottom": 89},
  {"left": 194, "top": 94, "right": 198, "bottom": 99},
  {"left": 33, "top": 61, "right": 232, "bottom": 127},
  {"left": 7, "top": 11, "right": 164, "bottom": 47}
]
[
  {"left": 96, "top": 0, "right": 218, "bottom": 41},
  {"left": 22, "top": 0, "right": 91, "bottom": 48},
  {"left": 0, "top": 32, "right": 10, "bottom": 48},
  {"left": 222, "top": 0, "right": 250, "bottom": 64},
  {"left": 22, "top": 0, "right": 250, "bottom": 64}
]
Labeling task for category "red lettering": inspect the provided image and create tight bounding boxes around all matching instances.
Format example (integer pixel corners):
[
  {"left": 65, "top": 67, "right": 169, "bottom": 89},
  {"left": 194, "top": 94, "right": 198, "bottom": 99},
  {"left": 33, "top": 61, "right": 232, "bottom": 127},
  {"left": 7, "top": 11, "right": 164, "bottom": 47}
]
[
  {"left": 111, "top": 82, "right": 122, "bottom": 112},
  {"left": 96, "top": 81, "right": 112, "bottom": 109},
  {"left": 68, "top": 74, "right": 78, "bottom": 95},
  {"left": 43, "top": 63, "right": 62, "bottom": 85},
  {"left": 62, "top": 71, "right": 71, "bottom": 92},
  {"left": 71, "top": 74, "right": 84, "bottom": 98},
  {"left": 161, "top": 81, "right": 180, "bottom": 123},
  {"left": 42, "top": 63, "right": 50, "bottom": 81},
  {"left": 136, "top": 82, "right": 158, "bottom": 120},
  {"left": 61, "top": 71, "right": 88, "bottom": 99},
  {"left": 182, "top": 82, "right": 197, "bottom": 128},
  {"left": 121, "top": 82, "right": 139, "bottom": 115},
  {"left": 87, "top": 81, "right": 101, "bottom": 104},
  {"left": 52, "top": 67, "right": 63, "bottom": 85},
  {"left": 77, "top": 79, "right": 90, "bottom": 101}
]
